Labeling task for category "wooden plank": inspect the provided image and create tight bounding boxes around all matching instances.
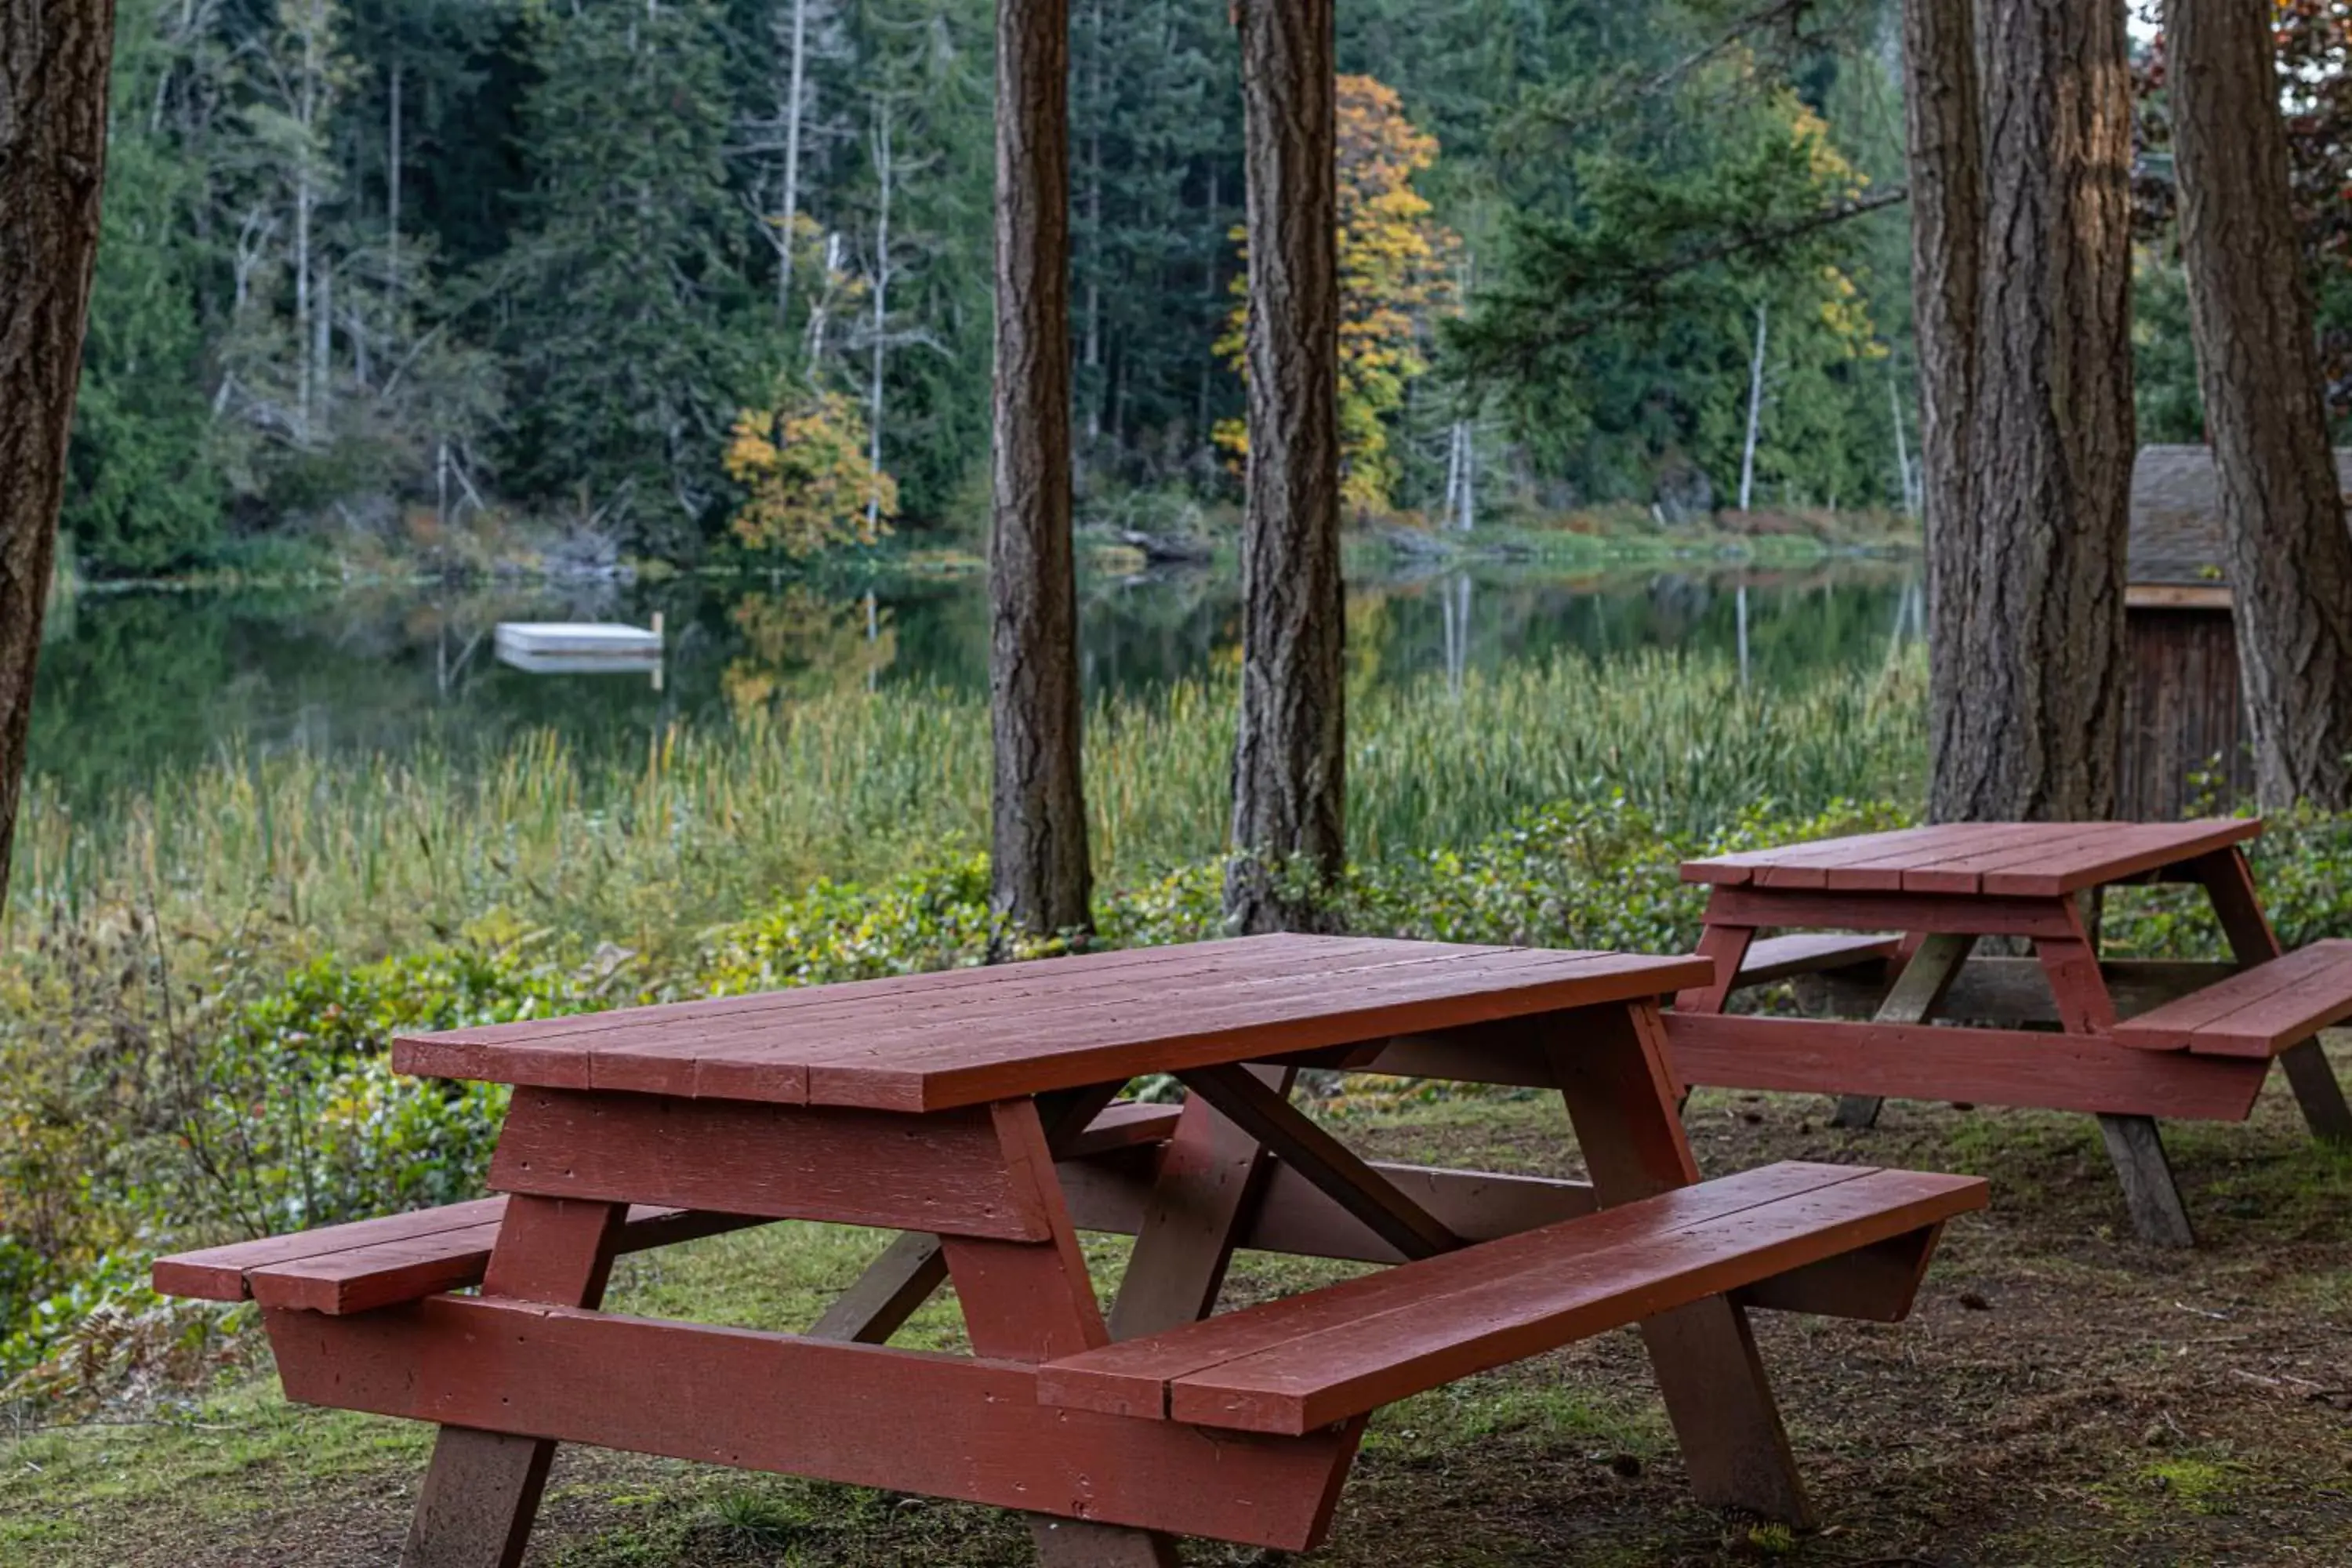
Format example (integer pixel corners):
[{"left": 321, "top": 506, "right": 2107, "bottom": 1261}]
[
  {"left": 1057, "top": 1101, "right": 1184, "bottom": 1158},
  {"left": 1804, "top": 958, "right": 2240, "bottom": 1028},
  {"left": 165, "top": 1202, "right": 759, "bottom": 1313},
  {"left": 1730, "top": 933, "right": 1901, "bottom": 987},
  {"left": 395, "top": 938, "right": 1478, "bottom": 1091},
  {"left": 1697, "top": 886, "right": 2081, "bottom": 939},
  {"left": 1060, "top": 1156, "right": 1598, "bottom": 1265},
  {"left": 153, "top": 1197, "right": 510, "bottom": 1304},
  {"left": 1661, "top": 1012, "right": 2273, "bottom": 1120},
  {"left": 1544, "top": 1000, "right": 1807, "bottom": 1526},
  {"left": 1678, "top": 923, "right": 1755, "bottom": 1012},
  {"left": 264, "top": 1299, "right": 1361, "bottom": 1553},
  {"left": 1108, "top": 1065, "right": 1297, "bottom": 1341},
  {"left": 1831, "top": 931, "right": 1974, "bottom": 1131},
  {"left": 1678, "top": 826, "right": 1973, "bottom": 887},
  {"left": 1756, "top": 826, "right": 2011, "bottom": 890},
  {"left": 1040, "top": 1163, "right": 1879, "bottom": 1421},
  {"left": 1040, "top": 1167, "right": 1983, "bottom": 1437},
  {"left": 1737, "top": 1225, "right": 1944, "bottom": 1323},
  {"left": 2111, "top": 942, "right": 2352, "bottom": 1055},
  {"left": 402, "top": 1194, "right": 627, "bottom": 1568},
  {"left": 2097, "top": 1114, "right": 2197, "bottom": 1249},
  {"left": 1793, "top": 822, "right": 2074, "bottom": 894},
  {"left": 1174, "top": 1065, "right": 1461, "bottom": 1261},
  {"left": 1166, "top": 1169, "right": 1980, "bottom": 1436},
  {"left": 1893, "top": 825, "right": 2147, "bottom": 895},
  {"left": 1978, "top": 818, "right": 2262, "bottom": 897},
  {"left": 2190, "top": 849, "right": 2352, "bottom": 1143},
  {"left": 486, "top": 1090, "right": 1053, "bottom": 1240},
  {"left": 809, "top": 949, "right": 1713, "bottom": 1112}
]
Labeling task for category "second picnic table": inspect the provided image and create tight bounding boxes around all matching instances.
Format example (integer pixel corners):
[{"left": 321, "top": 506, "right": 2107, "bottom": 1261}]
[
  {"left": 154, "top": 935, "right": 1982, "bottom": 1566},
  {"left": 1667, "top": 818, "right": 2352, "bottom": 1246}
]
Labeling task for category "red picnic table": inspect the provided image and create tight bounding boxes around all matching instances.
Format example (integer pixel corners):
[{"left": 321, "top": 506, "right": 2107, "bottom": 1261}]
[
  {"left": 154, "top": 935, "right": 1982, "bottom": 1566},
  {"left": 1666, "top": 818, "right": 2352, "bottom": 1247}
]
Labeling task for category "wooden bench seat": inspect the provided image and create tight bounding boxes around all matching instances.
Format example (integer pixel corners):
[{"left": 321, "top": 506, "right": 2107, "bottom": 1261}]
[
  {"left": 154, "top": 1101, "right": 1185, "bottom": 1317},
  {"left": 2111, "top": 939, "right": 2352, "bottom": 1058},
  {"left": 1730, "top": 932, "right": 1902, "bottom": 989},
  {"left": 1037, "top": 1160, "right": 1985, "bottom": 1436}
]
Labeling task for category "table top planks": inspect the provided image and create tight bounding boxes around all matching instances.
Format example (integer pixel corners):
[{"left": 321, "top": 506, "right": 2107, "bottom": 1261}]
[
  {"left": 1682, "top": 818, "right": 2261, "bottom": 898},
  {"left": 395, "top": 935, "right": 1713, "bottom": 1112}
]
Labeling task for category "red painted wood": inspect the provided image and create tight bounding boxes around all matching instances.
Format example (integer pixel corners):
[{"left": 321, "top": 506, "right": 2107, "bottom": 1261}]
[
  {"left": 1661, "top": 1012, "right": 2273, "bottom": 1120},
  {"left": 263, "top": 1298, "right": 1362, "bottom": 1552},
  {"left": 1679, "top": 826, "right": 1967, "bottom": 887},
  {"left": 1738, "top": 1225, "right": 1944, "bottom": 1323},
  {"left": 395, "top": 938, "right": 1710, "bottom": 1111},
  {"left": 1168, "top": 1169, "right": 1979, "bottom": 1436},
  {"left": 1040, "top": 1163, "right": 1876, "bottom": 1421},
  {"left": 2111, "top": 940, "right": 2352, "bottom": 1057},
  {"left": 1040, "top": 1164, "right": 1983, "bottom": 1435},
  {"left": 487, "top": 1089, "right": 1052, "bottom": 1240},
  {"left": 1677, "top": 923, "right": 1755, "bottom": 1012},
  {"left": 1699, "top": 886, "right": 2082, "bottom": 939},
  {"left": 1893, "top": 824, "right": 2142, "bottom": 895},
  {"left": 155, "top": 1200, "right": 757, "bottom": 1310},
  {"left": 1978, "top": 818, "right": 2263, "bottom": 897},
  {"left": 1729, "top": 932, "right": 1902, "bottom": 987},
  {"left": 153, "top": 1196, "right": 509, "bottom": 1303}
]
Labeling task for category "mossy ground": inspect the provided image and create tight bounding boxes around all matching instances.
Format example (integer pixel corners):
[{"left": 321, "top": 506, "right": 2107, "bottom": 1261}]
[{"left": 8, "top": 1044, "right": 2350, "bottom": 1566}]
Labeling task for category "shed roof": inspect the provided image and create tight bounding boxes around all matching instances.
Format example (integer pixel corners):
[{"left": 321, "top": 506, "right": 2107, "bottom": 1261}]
[{"left": 2130, "top": 444, "right": 2352, "bottom": 586}]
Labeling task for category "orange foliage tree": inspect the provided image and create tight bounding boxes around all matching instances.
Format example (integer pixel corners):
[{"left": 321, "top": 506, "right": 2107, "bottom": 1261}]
[
  {"left": 1218, "top": 74, "right": 1459, "bottom": 513},
  {"left": 724, "top": 384, "right": 898, "bottom": 557}
]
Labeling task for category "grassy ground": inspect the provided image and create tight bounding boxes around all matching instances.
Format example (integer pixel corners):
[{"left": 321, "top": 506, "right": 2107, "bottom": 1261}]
[{"left": 8, "top": 1040, "right": 2349, "bottom": 1568}]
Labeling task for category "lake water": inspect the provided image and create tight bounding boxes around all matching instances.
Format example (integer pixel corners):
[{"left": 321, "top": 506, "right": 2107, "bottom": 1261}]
[{"left": 28, "top": 559, "right": 1920, "bottom": 808}]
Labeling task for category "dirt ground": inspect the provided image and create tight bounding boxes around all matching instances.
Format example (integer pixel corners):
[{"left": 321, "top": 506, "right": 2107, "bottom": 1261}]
[{"left": 6, "top": 1051, "right": 2350, "bottom": 1567}]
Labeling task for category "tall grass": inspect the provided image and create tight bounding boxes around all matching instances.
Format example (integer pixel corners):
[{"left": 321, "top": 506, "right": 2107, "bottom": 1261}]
[{"left": 8, "top": 648, "right": 1927, "bottom": 966}]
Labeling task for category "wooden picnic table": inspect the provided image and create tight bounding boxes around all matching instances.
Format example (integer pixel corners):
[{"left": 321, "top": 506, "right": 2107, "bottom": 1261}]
[
  {"left": 1667, "top": 818, "right": 2352, "bottom": 1247},
  {"left": 154, "top": 935, "right": 1983, "bottom": 1566}
]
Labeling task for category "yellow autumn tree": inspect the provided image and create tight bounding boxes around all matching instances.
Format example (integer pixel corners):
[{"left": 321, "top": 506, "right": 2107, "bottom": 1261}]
[
  {"left": 724, "top": 385, "right": 898, "bottom": 557},
  {"left": 1217, "top": 74, "right": 1460, "bottom": 513}
]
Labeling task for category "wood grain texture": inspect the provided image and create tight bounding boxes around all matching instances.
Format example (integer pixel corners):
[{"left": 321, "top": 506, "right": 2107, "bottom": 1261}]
[
  {"left": 1831, "top": 930, "right": 1976, "bottom": 1130},
  {"left": 1662, "top": 1012, "right": 2273, "bottom": 1120},
  {"left": 2110, "top": 939, "right": 2352, "bottom": 1056},
  {"left": 486, "top": 1089, "right": 1052, "bottom": 1239},
  {"left": 1683, "top": 822, "right": 2259, "bottom": 898},
  {"left": 1698, "top": 886, "right": 2080, "bottom": 939},
  {"left": 265, "top": 1299, "right": 1361, "bottom": 1552},
  {"left": 397, "top": 939, "right": 1708, "bottom": 1111},
  {"left": 1040, "top": 1163, "right": 1983, "bottom": 1435},
  {"left": 158, "top": 1200, "right": 757, "bottom": 1312},
  {"left": 1174, "top": 1065, "right": 1461, "bottom": 1261},
  {"left": 1729, "top": 932, "right": 1901, "bottom": 987}
]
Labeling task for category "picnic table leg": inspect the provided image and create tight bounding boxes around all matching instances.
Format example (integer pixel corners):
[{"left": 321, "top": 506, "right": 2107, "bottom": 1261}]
[
  {"left": 808, "top": 1087, "right": 1125, "bottom": 1345},
  {"left": 943, "top": 1100, "right": 1181, "bottom": 1568},
  {"left": 2191, "top": 848, "right": 2352, "bottom": 1145},
  {"left": 2034, "top": 910, "right": 2199, "bottom": 1247},
  {"left": 1109, "top": 1065, "right": 1298, "bottom": 1340},
  {"left": 1545, "top": 1002, "right": 1813, "bottom": 1526},
  {"left": 401, "top": 1196, "right": 627, "bottom": 1568},
  {"left": 1830, "top": 931, "right": 1975, "bottom": 1130}
]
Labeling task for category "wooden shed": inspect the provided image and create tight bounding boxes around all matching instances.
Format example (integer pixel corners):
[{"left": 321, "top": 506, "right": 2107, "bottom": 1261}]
[{"left": 2119, "top": 445, "right": 2352, "bottom": 818}]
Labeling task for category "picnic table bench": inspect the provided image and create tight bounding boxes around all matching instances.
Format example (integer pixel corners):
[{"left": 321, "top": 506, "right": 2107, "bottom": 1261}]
[
  {"left": 155, "top": 935, "right": 1984, "bottom": 1566},
  {"left": 1667, "top": 819, "right": 2352, "bottom": 1247}
]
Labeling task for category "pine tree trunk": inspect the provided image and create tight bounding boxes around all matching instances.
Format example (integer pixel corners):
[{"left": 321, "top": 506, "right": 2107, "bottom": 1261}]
[
  {"left": 2171, "top": 0, "right": 2352, "bottom": 809},
  {"left": 1227, "top": 0, "right": 1343, "bottom": 932},
  {"left": 1, "top": 0, "right": 118, "bottom": 906},
  {"left": 1923, "top": 0, "right": 2134, "bottom": 823},
  {"left": 989, "top": 0, "right": 1093, "bottom": 938}
]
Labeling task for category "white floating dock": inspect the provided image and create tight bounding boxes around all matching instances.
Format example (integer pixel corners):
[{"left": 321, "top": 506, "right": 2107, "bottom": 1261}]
[{"left": 494, "top": 621, "right": 662, "bottom": 658}]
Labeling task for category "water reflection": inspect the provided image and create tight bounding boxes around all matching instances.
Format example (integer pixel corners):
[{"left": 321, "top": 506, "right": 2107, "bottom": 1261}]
[{"left": 27, "top": 560, "right": 1920, "bottom": 808}]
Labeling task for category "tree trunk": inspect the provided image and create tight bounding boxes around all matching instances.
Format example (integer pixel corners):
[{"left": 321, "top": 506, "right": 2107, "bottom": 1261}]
[
  {"left": 1922, "top": 0, "right": 2134, "bottom": 823},
  {"left": 1227, "top": 0, "right": 1343, "bottom": 932},
  {"left": 1739, "top": 300, "right": 1768, "bottom": 512},
  {"left": 989, "top": 0, "right": 1093, "bottom": 938},
  {"left": 1, "top": 0, "right": 118, "bottom": 906},
  {"left": 2171, "top": 0, "right": 2352, "bottom": 809}
]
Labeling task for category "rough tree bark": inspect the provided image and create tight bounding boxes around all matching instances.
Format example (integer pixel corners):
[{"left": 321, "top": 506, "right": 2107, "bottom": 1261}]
[
  {"left": 1920, "top": 0, "right": 2135, "bottom": 823},
  {"left": 2, "top": 0, "right": 118, "bottom": 906},
  {"left": 2170, "top": 0, "right": 2352, "bottom": 809},
  {"left": 1226, "top": 0, "right": 1343, "bottom": 934},
  {"left": 988, "top": 0, "right": 1093, "bottom": 938}
]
